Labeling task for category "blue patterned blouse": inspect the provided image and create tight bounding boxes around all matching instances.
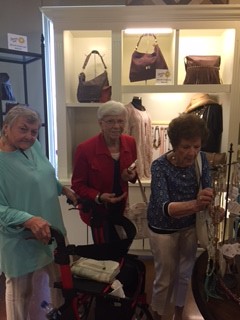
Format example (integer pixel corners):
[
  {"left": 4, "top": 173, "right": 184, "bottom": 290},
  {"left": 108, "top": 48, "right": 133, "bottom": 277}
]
[{"left": 147, "top": 151, "right": 211, "bottom": 231}]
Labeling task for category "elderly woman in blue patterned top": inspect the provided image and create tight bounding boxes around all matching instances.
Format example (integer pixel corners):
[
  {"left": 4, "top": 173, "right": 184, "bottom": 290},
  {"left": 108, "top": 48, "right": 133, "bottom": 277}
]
[{"left": 147, "top": 113, "right": 214, "bottom": 320}]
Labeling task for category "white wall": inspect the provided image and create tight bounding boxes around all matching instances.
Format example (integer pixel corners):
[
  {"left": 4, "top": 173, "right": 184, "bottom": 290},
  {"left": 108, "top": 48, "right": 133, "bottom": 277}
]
[
  {"left": 0, "top": 0, "right": 42, "bottom": 51},
  {"left": 1, "top": 0, "right": 239, "bottom": 49},
  {"left": 0, "top": 0, "right": 43, "bottom": 116}
]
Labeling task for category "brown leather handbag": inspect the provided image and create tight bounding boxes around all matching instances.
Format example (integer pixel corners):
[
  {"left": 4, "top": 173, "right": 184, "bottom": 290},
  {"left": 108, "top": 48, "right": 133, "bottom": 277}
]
[
  {"left": 183, "top": 55, "right": 221, "bottom": 84},
  {"left": 129, "top": 34, "right": 168, "bottom": 82},
  {"left": 77, "top": 50, "right": 111, "bottom": 103}
]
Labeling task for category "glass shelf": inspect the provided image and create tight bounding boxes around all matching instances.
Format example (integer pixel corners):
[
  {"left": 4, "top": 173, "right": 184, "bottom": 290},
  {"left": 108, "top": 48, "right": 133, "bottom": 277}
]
[{"left": 0, "top": 48, "right": 42, "bottom": 64}]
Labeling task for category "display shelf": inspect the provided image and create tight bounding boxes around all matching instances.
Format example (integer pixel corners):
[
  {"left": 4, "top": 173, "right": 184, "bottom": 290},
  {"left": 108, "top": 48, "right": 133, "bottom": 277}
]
[
  {"left": 177, "top": 28, "right": 235, "bottom": 85},
  {"left": 64, "top": 27, "right": 234, "bottom": 105},
  {"left": 0, "top": 49, "right": 42, "bottom": 64},
  {"left": 64, "top": 30, "right": 112, "bottom": 106},
  {"left": 66, "top": 102, "right": 101, "bottom": 108},
  {"left": 122, "top": 84, "right": 231, "bottom": 94}
]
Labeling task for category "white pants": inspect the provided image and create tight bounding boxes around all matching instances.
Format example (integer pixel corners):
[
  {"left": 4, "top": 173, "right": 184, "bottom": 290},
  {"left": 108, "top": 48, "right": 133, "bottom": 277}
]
[
  {"left": 5, "top": 262, "right": 63, "bottom": 320},
  {"left": 149, "top": 226, "right": 197, "bottom": 316}
]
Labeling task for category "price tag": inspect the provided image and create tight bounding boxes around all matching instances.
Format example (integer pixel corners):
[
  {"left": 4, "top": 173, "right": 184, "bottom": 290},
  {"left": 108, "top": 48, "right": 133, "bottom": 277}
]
[
  {"left": 156, "top": 69, "right": 171, "bottom": 85},
  {"left": 228, "top": 200, "right": 240, "bottom": 215}
]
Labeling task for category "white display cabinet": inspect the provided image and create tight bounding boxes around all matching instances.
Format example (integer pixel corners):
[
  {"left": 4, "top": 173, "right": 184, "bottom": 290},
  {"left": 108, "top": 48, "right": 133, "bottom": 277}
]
[{"left": 41, "top": 5, "right": 240, "bottom": 247}]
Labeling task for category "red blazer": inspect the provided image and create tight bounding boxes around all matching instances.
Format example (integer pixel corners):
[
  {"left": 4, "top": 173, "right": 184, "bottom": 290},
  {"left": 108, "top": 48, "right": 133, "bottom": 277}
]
[{"left": 71, "top": 133, "right": 137, "bottom": 224}]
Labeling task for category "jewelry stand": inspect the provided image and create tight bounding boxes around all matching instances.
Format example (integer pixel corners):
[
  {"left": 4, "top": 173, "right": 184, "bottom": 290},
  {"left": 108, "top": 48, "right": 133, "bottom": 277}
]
[{"left": 192, "top": 144, "right": 240, "bottom": 320}]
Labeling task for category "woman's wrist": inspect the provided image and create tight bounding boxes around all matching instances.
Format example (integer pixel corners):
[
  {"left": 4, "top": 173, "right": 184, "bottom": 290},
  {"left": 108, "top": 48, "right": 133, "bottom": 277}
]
[
  {"left": 95, "top": 193, "right": 103, "bottom": 204},
  {"left": 163, "top": 201, "right": 171, "bottom": 217},
  {"left": 62, "top": 186, "right": 69, "bottom": 196}
]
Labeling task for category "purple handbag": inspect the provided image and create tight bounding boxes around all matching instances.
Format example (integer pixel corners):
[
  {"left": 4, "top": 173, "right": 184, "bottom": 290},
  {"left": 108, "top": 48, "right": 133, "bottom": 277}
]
[{"left": 129, "top": 34, "right": 168, "bottom": 82}]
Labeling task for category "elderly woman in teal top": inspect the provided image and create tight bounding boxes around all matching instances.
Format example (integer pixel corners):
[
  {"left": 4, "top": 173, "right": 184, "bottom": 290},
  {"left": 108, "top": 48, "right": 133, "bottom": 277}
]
[{"left": 0, "top": 105, "right": 78, "bottom": 320}]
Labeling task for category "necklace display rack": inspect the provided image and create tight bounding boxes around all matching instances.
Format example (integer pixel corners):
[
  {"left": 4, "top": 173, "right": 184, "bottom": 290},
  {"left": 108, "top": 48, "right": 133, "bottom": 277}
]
[
  {"left": 192, "top": 144, "right": 240, "bottom": 320},
  {"left": 151, "top": 124, "right": 171, "bottom": 160}
]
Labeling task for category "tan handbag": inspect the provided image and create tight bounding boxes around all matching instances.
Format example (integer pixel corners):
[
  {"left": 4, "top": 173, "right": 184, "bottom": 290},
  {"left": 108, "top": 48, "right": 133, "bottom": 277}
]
[{"left": 124, "top": 176, "right": 149, "bottom": 239}]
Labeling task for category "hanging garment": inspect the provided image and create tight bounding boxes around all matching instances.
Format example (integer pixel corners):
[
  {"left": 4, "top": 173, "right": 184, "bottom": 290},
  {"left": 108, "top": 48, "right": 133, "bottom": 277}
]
[{"left": 124, "top": 103, "right": 152, "bottom": 179}]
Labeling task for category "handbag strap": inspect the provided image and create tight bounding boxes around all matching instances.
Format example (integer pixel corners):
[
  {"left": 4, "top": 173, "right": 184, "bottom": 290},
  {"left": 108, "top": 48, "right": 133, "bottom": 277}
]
[
  {"left": 136, "top": 175, "right": 148, "bottom": 204},
  {"left": 195, "top": 152, "right": 202, "bottom": 190},
  {"left": 184, "top": 57, "right": 188, "bottom": 71},
  {"left": 135, "top": 33, "right": 157, "bottom": 50},
  {"left": 82, "top": 50, "right": 107, "bottom": 70}
]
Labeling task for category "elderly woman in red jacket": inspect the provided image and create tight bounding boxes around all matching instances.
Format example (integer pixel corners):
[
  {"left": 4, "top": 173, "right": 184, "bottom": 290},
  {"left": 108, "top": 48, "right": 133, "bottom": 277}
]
[{"left": 71, "top": 100, "right": 137, "bottom": 242}]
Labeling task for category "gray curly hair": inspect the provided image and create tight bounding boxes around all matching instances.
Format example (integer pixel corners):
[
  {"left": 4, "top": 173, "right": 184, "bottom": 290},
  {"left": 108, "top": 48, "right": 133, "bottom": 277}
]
[
  {"left": 1, "top": 105, "right": 41, "bottom": 136},
  {"left": 97, "top": 100, "right": 127, "bottom": 120}
]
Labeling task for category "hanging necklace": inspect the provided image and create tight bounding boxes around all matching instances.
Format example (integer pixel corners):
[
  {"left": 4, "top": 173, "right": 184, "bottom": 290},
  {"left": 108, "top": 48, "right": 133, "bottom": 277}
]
[{"left": 153, "top": 126, "right": 161, "bottom": 149}]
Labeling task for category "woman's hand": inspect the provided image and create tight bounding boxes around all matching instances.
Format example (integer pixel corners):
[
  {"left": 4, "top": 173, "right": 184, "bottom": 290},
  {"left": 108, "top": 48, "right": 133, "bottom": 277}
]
[
  {"left": 196, "top": 187, "right": 213, "bottom": 210},
  {"left": 23, "top": 217, "right": 51, "bottom": 244},
  {"left": 99, "top": 192, "right": 127, "bottom": 204},
  {"left": 121, "top": 168, "right": 137, "bottom": 182},
  {"left": 62, "top": 186, "right": 79, "bottom": 206}
]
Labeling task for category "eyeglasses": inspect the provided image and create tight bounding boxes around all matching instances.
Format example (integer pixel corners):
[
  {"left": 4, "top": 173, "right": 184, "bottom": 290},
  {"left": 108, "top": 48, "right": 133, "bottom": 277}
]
[{"left": 102, "top": 119, "right": 126, "bottom": 126}]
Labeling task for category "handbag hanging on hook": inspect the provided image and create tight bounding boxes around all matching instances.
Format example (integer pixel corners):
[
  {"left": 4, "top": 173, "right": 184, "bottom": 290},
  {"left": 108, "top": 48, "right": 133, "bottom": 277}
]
[
  {"left": 77, "top": 50, "right": 111, "bottom": 103},
  {"left": 129, "top": 33, "right": 168, "bottom": 83}
]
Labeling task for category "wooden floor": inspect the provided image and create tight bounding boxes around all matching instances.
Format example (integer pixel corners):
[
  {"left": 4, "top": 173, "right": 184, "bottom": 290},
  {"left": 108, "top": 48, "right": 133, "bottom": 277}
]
[{"left": 0, "top": 256, "right": 203, "bottom": 320}]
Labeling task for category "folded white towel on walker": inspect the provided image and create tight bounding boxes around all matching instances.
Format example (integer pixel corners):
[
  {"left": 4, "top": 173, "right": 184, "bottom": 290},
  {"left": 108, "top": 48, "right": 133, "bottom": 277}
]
[{"left": 71, "top": 258, "right": 120, "bottom": 283}]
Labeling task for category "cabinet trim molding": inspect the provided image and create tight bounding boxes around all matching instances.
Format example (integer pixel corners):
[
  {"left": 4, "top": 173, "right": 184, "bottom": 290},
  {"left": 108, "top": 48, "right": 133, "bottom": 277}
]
[{"left": 41, "top": 6, "right": 240, "bottom": 28}]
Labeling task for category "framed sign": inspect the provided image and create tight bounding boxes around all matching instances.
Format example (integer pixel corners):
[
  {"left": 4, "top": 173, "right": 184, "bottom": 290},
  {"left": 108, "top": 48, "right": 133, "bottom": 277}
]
[{"left": 7, "top": 33, "right": 28, "bottom": 52}]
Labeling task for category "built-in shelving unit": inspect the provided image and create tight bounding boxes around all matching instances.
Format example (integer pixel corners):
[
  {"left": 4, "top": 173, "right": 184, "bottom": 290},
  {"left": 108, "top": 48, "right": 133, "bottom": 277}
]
[{"left": 41, "top": 4, "right": 240, "bottom": 246}]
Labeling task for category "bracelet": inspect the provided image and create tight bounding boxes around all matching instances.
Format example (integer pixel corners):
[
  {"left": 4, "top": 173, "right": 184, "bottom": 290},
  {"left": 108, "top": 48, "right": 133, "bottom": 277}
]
[
  {"left": 163, "top": 201, "right": 171, "bottom": 217},
  {"left": 95, "top": 193, "right": 103, "bottom": 205}
]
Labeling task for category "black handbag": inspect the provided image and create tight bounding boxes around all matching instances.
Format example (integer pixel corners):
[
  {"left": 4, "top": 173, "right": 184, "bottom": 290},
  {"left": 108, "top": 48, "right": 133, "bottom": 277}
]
[
  {"left": 129, "top": 34, "right": 168, "bottom": 82},
  {"left": 0, "top": 73, "right": 15, "bottom": 101},
  {"left": 183, "top": 55, "right": 221, "bottom": 84},
  {"left": 77, "top": 50, "right": 111, "bottom": 103}
]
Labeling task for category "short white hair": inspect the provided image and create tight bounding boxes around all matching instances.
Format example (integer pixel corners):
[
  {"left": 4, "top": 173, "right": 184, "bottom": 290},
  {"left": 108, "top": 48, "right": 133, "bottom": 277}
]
[{"left": 97, "top": 100, "right": 126, "bottom": 120}]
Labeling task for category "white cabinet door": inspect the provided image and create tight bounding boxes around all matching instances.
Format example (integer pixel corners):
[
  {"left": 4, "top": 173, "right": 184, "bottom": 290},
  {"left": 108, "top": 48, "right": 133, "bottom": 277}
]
[{"left": 59, "top": 193, "right": 88, "bottom": 245}]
